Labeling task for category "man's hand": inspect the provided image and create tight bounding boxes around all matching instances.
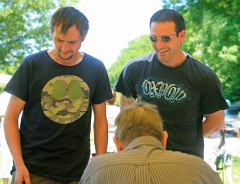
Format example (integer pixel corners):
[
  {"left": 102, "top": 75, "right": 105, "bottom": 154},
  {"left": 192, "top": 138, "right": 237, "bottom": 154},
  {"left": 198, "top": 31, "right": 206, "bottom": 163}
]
[{"left": 14, "top": 165, "right": 31, "bottom": 184}]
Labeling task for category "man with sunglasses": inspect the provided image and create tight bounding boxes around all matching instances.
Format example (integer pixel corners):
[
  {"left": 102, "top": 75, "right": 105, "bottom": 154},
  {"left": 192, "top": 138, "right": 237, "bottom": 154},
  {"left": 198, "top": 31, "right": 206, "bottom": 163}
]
[{"left": 114, "top": 9, "right": 228, "bottom": 159}]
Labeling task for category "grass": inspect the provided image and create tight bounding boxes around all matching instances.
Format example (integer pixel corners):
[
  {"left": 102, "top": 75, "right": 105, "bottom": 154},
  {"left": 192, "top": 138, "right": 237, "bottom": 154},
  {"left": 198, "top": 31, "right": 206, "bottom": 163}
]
[
  {"left": 232, "top": 155, "right": 240, "bottom": 183},
  {"left": 219, "top": 155, "right": 240, "bottom": 184}
]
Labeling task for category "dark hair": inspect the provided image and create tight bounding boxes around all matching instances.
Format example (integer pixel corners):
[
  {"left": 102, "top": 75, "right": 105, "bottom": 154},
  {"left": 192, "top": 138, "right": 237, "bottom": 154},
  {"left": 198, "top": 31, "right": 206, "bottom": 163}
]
[
  {"left": 150, "top": 9, "right": 185, "bottom": 36},
  {"left": 50, "top": 6, "right": 89, "bottom": 36}
]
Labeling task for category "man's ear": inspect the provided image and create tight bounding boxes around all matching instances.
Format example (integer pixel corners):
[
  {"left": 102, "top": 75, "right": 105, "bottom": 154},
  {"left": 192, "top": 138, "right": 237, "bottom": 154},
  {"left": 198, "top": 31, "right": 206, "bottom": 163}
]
[
  {"left": 179, "top": 30, "right": 186, "bottom": 43},
  {"left": 113, "top": 136, "right": 124, "bottom": 152},
  {"left": 161, "top": 131, "right": 168, "bottom": 149}
]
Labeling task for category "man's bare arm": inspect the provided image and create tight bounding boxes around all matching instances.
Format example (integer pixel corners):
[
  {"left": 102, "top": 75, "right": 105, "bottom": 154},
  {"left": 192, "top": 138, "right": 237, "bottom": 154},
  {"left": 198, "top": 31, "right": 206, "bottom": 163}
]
[
  {"left": 93, "top": 102, "right": 108, "bottom": 155},
  {"left": 202, "top": 110, "right": 225, "bottom": 137},
  {"left": 4, "top": 95, "right": 31, "bottom": 184}
]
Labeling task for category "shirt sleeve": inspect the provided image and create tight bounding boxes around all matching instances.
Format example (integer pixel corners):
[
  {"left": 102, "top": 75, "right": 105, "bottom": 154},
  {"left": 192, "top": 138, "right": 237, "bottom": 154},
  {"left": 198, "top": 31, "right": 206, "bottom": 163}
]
[
  {"left": 200, "top": 70, "right": 229, "bottom": 114},
  {"left": 114, "top": 61, "right": 138, "bottom": 99}
]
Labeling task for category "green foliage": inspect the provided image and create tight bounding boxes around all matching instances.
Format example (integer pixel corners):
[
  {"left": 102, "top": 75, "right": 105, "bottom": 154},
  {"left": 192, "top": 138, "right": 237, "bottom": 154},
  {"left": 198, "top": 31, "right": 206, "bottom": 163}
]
[
  {"left": 0, "top": 0, "right": 78, "bottom": 75},
  {"left": 163, "top": 0, "right": 240, "bottom": 102},
  {"left": 107, "top": 35, "right": 153, "bottom": 87}
]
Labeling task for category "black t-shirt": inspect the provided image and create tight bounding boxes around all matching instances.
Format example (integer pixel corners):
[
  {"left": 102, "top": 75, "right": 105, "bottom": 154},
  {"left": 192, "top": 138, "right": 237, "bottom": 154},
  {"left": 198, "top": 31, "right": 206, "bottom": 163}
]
[
  {"left": 4, "top": 50, "right": 112, "bottom": 180},
  {"left": 114, "top": 52, "right": 228, "bottom": 158}
]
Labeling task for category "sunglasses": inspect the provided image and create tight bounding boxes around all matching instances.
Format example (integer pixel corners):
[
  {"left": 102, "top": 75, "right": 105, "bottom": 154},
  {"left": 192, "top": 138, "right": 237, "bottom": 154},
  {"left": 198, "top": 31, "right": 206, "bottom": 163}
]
[{"left": 149, "top": 34, "right": 176, "bottom": 42}]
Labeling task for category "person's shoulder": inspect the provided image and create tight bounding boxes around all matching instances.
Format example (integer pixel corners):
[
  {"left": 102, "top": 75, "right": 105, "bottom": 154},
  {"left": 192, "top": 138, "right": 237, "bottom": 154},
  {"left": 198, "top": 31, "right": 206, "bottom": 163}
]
[
  {"left": 82, "top": 52, "right": 106, "bottom": 67},
  {"left": 85, "top": 153, "right": 120, "bottom": 172},
  {"left": 185, "top": 53, "right": 218, "bottom": 78},
  {"left": 186, "top": 53, "right": 211, "bottom": 70},
  {"left": 81, "top": 153, "right": 120, "bottom": 183},
  {"left": 83, "top": 53, "right": 103, "bottom": 63},
  {"left": 124, "top": 52, "right": 156, "bottom": 69},
  {"left": 165, "top": 149, "right": 212, "bottom": 168},
  {"left": 25, "top": 50, "right": 48, "bottom": 60},
  {"left": 18, "top": 50, "right": 48, "bottom": 67},
  {"left": 156, "top": 150, "right": 222, "bottom": 183},
  {"left": 130, "top": 52, "right": 155, "bottom": 63}
]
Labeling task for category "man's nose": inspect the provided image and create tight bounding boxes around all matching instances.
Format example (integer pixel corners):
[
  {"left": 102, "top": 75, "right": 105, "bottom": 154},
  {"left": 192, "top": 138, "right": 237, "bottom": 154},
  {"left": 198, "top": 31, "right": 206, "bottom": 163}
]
[
  {"left": 155, "top": 39, "right": 165, "bottom": 49},
  {"left": 61, "top": 42, "right": 70, "bottom": 52}
]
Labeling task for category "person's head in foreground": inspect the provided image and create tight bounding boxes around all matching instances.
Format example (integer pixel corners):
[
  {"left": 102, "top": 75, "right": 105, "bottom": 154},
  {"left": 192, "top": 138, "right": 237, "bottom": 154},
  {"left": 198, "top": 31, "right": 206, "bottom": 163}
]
[
  {"left": 113, "top": 101, "right": 168, "bottom": 151},
  {"left": 80, "top": 101, "right": 222, "bottom": 184}
]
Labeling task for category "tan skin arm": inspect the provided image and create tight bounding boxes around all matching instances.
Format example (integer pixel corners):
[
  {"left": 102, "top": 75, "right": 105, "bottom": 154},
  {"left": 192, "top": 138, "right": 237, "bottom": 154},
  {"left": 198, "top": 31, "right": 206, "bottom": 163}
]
[
  {"left": 202, "top": 110, "right": 225, "bottom": 138},
  {"left": 4, "top": 95, "right": 31, "bottom": 184},
  {"left": 119, "top": 94, "right": 136, "bottom": 110},
  {"left": 92, "top": 102, "right": 108, "bottom": 155}
]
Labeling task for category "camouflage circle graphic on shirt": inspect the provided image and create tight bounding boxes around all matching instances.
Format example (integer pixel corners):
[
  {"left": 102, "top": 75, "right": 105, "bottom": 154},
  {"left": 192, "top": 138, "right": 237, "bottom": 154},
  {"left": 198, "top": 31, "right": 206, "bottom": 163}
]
[{"left": 41, "top": 75, "right": 89, "bottom": 124}]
